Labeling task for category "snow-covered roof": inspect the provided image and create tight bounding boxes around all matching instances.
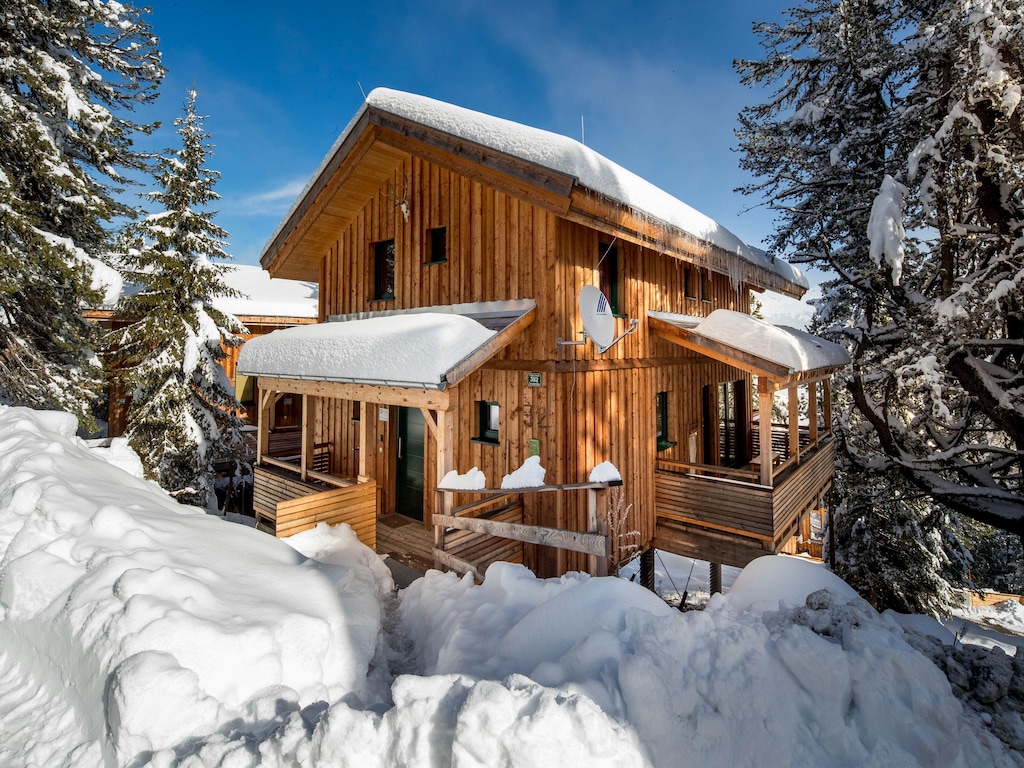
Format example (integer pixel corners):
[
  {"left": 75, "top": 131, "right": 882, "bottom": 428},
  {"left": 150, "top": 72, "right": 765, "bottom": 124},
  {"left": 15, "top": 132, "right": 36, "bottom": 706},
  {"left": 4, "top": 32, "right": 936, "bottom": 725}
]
[
  {"left": 238, "top": 299, "right": 535, "bottom": 389},
  {"left": 263, "top": 88, "right": 807, "bottom": 293},
  {"left": 214, "top": 264, "right": 318, "bottom": 319},
  {"left": 648, "top": 308, "right": 850, "bottom": 383},
  {"left": 95, "top": 263, "right": 318, "bottom": 319}
]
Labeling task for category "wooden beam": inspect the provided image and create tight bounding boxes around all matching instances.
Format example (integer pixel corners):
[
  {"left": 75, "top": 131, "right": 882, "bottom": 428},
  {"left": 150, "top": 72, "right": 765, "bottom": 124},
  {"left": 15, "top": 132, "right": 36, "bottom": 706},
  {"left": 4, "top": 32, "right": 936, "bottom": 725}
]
[
  {"left": 823, "top": 379, "right": 833, "bottom": 435},
  {"left": 444, "top": 305, "right": 536, "bottom": 386},
  {"left": 371, "top": 118, "right": 574, "bottom": 219},
  {"left": 433, "top": 549, "right": 483, "bottom": 582},
  {"left": 788, "top": 387, "right": 800, "bottom": 466},
  {"left": 758, "top": 377, "right": 774, "bottom": 487},
  {"left": 808, "top": 381, "right": 819, "bottom": 444},
  {"left": 358, "top": 401, "right": 371, "bottom": 481},
  {"left": 301, "top": 394, "right": 315, "bottom": 481},
  {"left": 257, "top": 389, "right": 274, "bottom": 465},
  {"left": 434, "top": 514, "right": 609, "bottom": 558},
  {"left": 255, "top": 376, "right": 449, "bottom": 410}
]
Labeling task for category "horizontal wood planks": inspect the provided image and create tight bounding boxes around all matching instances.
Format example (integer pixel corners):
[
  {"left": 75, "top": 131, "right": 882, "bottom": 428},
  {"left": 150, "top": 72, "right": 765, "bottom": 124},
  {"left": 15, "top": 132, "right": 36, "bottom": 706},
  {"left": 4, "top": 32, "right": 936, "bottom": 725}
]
[
  {"left": 655, "top": 470, "right": 774, "bottom": 539},
  {"left": 275, "top": 481, "right": 377, "bottom": 545},
  {"left": 770, "top": 439, "right": 836, "bottom": 544},
  {"left": 253, "top": 465, "right": 377, "bottom": 547},
  {"left": 653, "top": 439, "right": 838, "bottom": 567},
  {"left": 266, "top": 143, "right": 831, "bottom": 577}
]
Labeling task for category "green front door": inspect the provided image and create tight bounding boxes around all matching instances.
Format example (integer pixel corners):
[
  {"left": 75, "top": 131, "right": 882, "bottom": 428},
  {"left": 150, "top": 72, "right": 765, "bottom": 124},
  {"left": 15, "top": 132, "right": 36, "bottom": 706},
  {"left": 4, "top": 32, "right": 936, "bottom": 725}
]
[{"left": 396, "top": 407, "right": 425, "bottom": 521}]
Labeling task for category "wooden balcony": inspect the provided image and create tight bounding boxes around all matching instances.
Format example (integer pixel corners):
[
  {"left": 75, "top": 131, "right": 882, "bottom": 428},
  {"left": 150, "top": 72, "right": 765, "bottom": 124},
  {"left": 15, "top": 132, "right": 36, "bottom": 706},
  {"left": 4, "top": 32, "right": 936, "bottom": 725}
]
[{"left": 653, "top": 437, "right": 836, "bottom": 568}]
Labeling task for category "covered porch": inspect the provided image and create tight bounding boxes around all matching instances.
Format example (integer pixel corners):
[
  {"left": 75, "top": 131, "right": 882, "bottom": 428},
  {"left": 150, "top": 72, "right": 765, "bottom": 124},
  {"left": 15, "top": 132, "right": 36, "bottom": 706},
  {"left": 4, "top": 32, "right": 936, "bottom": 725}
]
[
  {"left": 236, "top": 300, "right": 536, "bottom": 565},
  {"left": 648, "top": 309, "right": 850, "bottom": 568}
]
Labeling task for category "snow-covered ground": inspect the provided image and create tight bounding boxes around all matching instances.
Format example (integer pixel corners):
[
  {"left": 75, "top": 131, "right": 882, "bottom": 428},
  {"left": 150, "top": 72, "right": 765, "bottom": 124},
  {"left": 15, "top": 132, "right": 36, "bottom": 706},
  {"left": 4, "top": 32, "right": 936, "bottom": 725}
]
[{"left": 1, "top": 405, "right": 1021, "bottom": 767}]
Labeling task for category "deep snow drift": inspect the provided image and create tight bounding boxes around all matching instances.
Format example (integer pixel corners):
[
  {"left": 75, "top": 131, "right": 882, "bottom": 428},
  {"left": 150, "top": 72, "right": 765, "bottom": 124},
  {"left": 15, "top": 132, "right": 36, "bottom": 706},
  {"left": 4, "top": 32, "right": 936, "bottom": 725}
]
[{"left": 0, "top": 406, "right": 1020, "bottom": 767}]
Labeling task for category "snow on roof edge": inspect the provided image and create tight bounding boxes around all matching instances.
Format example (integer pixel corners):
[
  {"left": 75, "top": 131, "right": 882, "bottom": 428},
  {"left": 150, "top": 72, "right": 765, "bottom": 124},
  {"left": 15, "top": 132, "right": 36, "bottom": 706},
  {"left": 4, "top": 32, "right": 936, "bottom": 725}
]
[{"left": 261, "top": 88, "right": 807, "bottom": 292}]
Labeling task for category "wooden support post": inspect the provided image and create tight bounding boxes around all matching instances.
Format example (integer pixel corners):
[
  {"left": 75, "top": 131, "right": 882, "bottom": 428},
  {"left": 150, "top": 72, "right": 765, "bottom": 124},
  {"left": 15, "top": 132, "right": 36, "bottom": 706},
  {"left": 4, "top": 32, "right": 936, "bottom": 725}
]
[
  {"left": 808, "top": 381, "right": 819, "bottom": 445},
  {"left": 587, "top": 486, "right": 609, "bottom": 577},
  {"left": 757, "top": 377, "right": 774, "bottom": 487},
  {"left": 357, "top": 401, "right": 372, "bottom": 482},
  {"left": 788, "top": 386, "right": 800, "bottom": 465},
  {"left": 257, "top": 387, "right": 274, "bottom": 465},
  {"left": 823, "top": 378, "right": 833, "bottom": 436},
  {"left": 300, "top": 393, "right": 315, "bottom": 481}
]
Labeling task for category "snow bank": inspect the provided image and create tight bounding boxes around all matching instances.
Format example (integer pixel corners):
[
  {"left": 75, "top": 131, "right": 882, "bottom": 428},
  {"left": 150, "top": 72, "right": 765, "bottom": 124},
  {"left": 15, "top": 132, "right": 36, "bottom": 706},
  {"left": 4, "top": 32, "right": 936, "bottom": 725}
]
[
  {"left": 0, "top": 406, "right": 388, "bottom": 765},
  {"left": 396, "top": 561, "right": 1012, "bottom": 768},
  {"left": 0, "top": 407, "right": 1018, "bottom": 767}
]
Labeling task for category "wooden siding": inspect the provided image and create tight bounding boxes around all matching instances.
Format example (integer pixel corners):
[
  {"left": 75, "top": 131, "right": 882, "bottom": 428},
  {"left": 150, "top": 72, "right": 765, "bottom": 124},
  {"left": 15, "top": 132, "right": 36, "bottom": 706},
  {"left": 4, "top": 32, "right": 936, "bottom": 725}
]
[
  {"left": 288, "top": 151, "right": 788, "bottom": 577},
  {"left": 253, "top": 465, "right": 377, "bottom": 546},
  {"left": 652, "top": 439, "right": 837, "bottom": 568}
]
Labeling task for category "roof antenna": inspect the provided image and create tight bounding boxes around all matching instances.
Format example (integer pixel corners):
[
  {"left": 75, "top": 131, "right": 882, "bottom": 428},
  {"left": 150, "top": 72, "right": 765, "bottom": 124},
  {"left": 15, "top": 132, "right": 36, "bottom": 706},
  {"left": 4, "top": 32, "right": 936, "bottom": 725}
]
[
  {"left": 581, "top": 115, "right": 585, "bottom": 146},
  {"left": 357, "top": 81, "right": 367, "bottom": 100}
]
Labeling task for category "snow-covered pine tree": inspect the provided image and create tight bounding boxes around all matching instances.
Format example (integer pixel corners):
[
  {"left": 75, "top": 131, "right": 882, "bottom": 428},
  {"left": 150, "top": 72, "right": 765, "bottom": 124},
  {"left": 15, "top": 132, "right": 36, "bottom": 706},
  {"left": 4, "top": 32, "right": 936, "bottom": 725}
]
[
  {"left": 735, "top": 0, "right": 1024, "bottom": 611},
  {"left": 0, "top": 0, "right": 162, "bottom": 426},
  {"left": 112, "top": 89, "right": 248, "bottom": 509}
]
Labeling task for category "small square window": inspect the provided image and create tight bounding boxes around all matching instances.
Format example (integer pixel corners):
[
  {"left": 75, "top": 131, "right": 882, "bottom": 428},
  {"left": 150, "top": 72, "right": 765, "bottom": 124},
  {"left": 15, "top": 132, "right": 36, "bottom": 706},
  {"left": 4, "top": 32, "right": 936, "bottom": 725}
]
[
  {"left": 373, "top": 239, "right": 395, "bottom": 300},
  {"left": 426, "top": 226, "right": 447, "bottom": 264},
  {"left": 475, "top": 401, "right": 500, "bottom": 445}
]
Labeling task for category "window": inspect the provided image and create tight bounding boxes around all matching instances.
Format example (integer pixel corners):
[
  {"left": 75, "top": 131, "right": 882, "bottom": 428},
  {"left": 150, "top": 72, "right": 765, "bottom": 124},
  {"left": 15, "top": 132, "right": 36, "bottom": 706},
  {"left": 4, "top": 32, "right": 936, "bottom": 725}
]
[
  {"left": 475, "top": 401, "right": 500, "bottom": 445},
  {"left": 351, "top": 401, "right": 361, "bottom": 422},
  {"left": 701, "top": 271, "right": 712, "bottom": 303},
  {"left": 425, "top": 226, "right": 447, "bottom": 264},
  {"left": 656, "top": 391, "right": 677, "bottom": 451},
  {"left": 702, "top": 380, "right": 750, "bottom": 468},
  {"left": 598, "top": 241, "right": 623, "bottom": 316},
  {"left": 373, "top": 238, "right": 395, "bottom": 300},
  {"left": 684, "top": 266, "right": 698, "bottom": 300}
]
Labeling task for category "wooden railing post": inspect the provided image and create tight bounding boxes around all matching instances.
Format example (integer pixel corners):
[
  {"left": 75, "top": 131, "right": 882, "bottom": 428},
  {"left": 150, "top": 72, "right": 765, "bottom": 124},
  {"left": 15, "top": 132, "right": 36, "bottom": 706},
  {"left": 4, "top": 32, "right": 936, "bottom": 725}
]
[
  {"left": 788, "top": 386, "right": 800, "bottom": 465},
  {"left": 758, "top": 377, "right": 774, "bottom": 487},
  {"left": 587, "top": 486, "right": 609, "bottom": 577}
]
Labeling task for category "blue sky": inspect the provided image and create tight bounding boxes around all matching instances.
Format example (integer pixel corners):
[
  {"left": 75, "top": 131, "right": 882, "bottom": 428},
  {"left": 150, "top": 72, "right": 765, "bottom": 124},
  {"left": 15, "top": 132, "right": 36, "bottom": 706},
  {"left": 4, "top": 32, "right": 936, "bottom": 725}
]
[{"left": 141, "top": 0, "right": 796, "bottom": 272}]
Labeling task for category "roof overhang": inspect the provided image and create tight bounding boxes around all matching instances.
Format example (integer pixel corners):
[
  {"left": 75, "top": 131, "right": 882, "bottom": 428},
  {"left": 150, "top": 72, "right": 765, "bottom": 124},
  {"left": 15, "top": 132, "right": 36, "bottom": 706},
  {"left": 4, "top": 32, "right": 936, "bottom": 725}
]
[
  {"left": 648, "top": 309, "right": 850, "bottom": 389},
  {"left": 260, "top": 90, "right": 808, "bottom": 298},
  {"left": 238, "top": 299, "right": 536, "bottom": 408}
]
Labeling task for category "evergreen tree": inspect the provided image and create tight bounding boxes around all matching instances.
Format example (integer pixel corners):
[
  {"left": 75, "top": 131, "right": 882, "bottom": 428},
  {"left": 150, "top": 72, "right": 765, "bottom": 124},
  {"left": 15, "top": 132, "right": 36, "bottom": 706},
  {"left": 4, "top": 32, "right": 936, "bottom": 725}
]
[
  {"left": 736, "top": 0, "right": 1024, "bottom": 612},
  {"left": 113, "top": 89, "right": 248, "bottom": 509},
  {"left": 0, "top": 0, "right": 162, "bottom": 425}
]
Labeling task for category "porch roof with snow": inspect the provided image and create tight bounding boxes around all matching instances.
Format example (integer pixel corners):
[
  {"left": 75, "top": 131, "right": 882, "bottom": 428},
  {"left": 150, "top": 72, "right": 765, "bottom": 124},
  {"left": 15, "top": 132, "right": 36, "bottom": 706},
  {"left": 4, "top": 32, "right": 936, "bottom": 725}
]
[
  {"left": 237, "top": 299, "right": 536, "bottom": 405},
  {"left": 261, "top": 88, "right": 808, "bottom": 299},
  {"left": 648, "top": 309, "right": 850, "bottom": 388}
]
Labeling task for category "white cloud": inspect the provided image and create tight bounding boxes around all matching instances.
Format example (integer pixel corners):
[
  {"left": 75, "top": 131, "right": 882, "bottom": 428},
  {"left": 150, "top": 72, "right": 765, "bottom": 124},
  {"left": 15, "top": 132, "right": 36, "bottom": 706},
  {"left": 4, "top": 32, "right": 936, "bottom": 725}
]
[{"left": 227, "top": 178, "right": 307, "bottom": 216}]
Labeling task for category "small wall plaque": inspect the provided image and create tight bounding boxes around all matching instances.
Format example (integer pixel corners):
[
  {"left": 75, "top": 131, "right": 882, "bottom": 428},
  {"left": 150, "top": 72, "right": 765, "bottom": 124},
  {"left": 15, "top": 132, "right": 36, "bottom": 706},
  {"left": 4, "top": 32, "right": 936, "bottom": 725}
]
[{"left": 527, "top": 372, "right": 542, "bottom": 388}]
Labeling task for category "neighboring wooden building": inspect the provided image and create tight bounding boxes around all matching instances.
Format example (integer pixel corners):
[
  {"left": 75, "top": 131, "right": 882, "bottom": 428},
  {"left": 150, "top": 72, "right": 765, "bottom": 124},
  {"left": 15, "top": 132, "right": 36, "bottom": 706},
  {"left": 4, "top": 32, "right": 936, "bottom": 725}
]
[
  {"left": 238, "top": 89, "right": 849, "bottom": 576},
  {"left": 88, "top": 264, "right": 318, "bottom": 436}
]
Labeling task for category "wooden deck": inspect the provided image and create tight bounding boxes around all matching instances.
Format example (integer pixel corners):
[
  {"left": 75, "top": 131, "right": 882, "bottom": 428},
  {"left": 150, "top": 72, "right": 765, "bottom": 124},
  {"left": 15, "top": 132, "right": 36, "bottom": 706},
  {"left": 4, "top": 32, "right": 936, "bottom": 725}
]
[{"left": 654, "top": 438, "right": 836, "bottom": 568}]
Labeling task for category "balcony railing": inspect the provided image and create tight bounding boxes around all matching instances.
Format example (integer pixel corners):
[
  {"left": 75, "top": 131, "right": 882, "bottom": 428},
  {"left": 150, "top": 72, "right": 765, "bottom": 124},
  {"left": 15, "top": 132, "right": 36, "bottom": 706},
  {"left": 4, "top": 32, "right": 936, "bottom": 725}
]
[{"left": 653, "top": 436, "right": 836, "bottom": 568}]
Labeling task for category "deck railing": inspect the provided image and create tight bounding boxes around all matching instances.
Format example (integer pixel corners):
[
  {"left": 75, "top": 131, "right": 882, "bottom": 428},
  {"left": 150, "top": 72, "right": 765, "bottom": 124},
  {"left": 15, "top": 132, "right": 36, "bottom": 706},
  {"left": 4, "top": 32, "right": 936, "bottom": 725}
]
[{"left": 653, "top": 437, "right": 836, "bottom": 567}]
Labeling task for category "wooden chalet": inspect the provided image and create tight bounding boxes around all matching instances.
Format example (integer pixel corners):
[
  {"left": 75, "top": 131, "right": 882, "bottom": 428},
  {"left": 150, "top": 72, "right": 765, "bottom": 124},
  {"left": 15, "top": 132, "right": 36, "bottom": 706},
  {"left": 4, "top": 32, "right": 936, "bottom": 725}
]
[
  {"left": 238, "top": 89, "right": 849, "bottom": 578},
  {"left": 88, "top": 264, "right": 318, "bottom": 436}
]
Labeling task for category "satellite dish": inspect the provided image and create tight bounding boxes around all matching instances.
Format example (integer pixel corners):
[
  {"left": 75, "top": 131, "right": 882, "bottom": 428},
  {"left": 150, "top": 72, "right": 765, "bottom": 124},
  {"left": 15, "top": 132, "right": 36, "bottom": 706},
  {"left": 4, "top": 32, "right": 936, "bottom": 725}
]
[{"left": 578, "top": 285, "right": 615, "bottom": 351}]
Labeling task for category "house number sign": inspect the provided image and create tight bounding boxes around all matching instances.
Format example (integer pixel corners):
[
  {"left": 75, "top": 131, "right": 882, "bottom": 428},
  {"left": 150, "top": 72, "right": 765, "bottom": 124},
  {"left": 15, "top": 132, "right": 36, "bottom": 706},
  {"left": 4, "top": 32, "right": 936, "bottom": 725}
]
[{"left": 527, "top": 372, "right": 542, "bottom": 387}]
